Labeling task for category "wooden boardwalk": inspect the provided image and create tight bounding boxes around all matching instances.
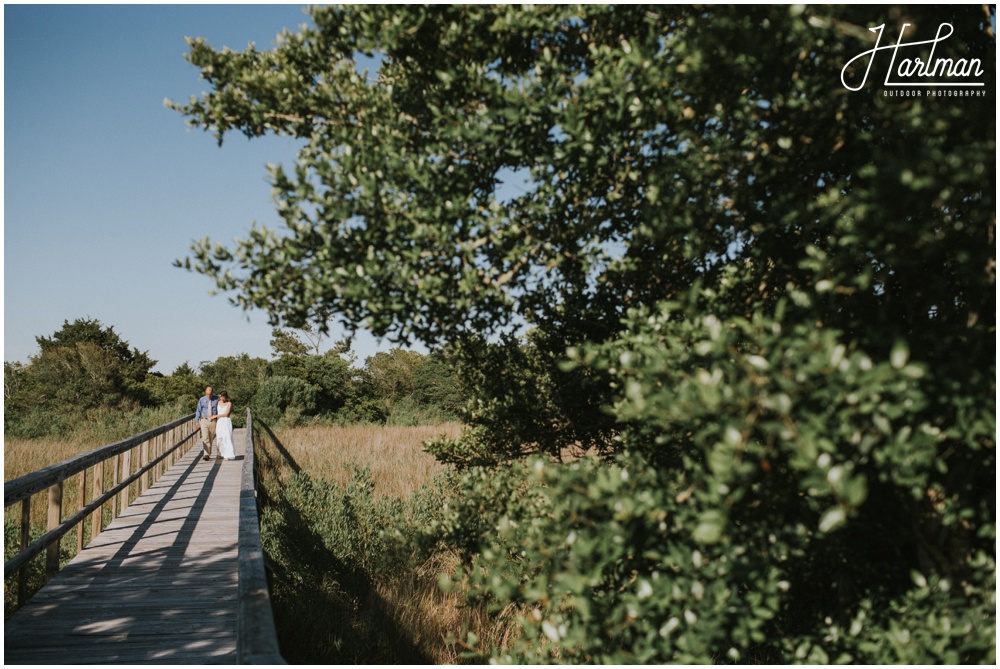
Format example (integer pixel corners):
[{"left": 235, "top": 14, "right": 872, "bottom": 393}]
[{"left": 5, "top": 430, "right": 247, "bottom": 664}]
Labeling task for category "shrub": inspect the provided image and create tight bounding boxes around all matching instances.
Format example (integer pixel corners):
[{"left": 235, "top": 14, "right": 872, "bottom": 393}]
[
  {"left": 258, "top": 461, "right": 493, "bottom": 663},
  {"left": 252, "top": 375, "right": 317, "bottom": 426}
]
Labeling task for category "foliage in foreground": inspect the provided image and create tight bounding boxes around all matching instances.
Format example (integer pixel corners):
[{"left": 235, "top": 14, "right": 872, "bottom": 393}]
[{"left": 175, "top": 4, "right": 995, "bottom": 663}]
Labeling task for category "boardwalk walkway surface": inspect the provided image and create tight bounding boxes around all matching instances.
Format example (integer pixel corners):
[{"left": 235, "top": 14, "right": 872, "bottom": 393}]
[{"left": 5, "top": 430, "right": 247, "bottom": 664}]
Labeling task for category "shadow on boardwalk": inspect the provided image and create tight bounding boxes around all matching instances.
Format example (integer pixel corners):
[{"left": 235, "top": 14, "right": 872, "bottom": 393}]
[{"left": 5, "top": 446, "right": 243, "bottom": 664}]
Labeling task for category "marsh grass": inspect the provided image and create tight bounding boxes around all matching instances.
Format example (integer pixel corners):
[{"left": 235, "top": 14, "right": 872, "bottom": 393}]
[
  {"left": 4, "top": 435, "right": 106, "bottom": 482},
  {"left": 5, "top": 435, "right": 124, "bottom": 607},
  {"left": 256, "top": 422, "right": 519, "bottom": 663},
  {"left": 268, "top": 422, "right": 462, "bottom": 497}
]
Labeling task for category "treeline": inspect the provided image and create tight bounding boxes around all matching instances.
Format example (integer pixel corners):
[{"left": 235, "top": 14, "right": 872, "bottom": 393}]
[{"left": 4, "top": 318, "right": 463, "bottom": 439}]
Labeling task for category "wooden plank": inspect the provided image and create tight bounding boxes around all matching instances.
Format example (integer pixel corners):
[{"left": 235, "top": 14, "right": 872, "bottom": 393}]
[
  {"left": 9, "top": 601, "right": 238, "bottom": 616},
  {"left": 4, "top": 431, "right": 246, "bottom": 665},
  {"left": 2, "top": 648, "right": 236, "bottom": 665}
]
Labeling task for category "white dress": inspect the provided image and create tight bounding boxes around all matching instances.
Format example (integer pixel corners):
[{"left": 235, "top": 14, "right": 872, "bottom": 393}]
[{"left": 216, "top": 402, "right": 236, "bottom": 460}]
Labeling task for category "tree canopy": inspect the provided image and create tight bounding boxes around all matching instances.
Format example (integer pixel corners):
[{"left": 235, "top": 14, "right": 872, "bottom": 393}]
[
  {"left": 173, "top": 5, "right": 995, "bottom": 662},
  {"left": 5, "top": 318, "right": 159, "bottom": 436},
  {"left": 36, "top": 317, "right": 156, "bottom": 386}
]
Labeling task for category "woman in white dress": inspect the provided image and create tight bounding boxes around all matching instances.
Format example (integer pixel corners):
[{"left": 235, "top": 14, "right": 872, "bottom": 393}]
[{"left": 214, "top": 391, "right": 236, "bottom": 461}]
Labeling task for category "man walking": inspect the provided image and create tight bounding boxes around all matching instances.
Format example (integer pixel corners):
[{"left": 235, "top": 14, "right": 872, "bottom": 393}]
[{"left": 195, "top": 386, "right": 219, "bottom": 461}]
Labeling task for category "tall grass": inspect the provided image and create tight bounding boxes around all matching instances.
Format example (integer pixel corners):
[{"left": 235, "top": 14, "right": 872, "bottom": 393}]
[
  {"left": 268, "top": 423, "right": 461, "bottom": 497},
  {"left": 4, "top": 435, "right": 106, "bottom": 483},
  {"left": 5, "top": 433, "right": 96, "bottom": 617},
  {"left": 4, "top": 404, "right": 189, "bottom": 481},
  {"left": 255, "top": 422, "right": 518, "bottom": 663}
]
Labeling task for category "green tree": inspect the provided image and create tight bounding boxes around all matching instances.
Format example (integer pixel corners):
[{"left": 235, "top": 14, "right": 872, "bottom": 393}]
[
  {"left": 360, "top": 349, "right": 425, "bottom": 408},
  {"left": 412, "top": 351, "right": 464, "bottom": 420},
  {"left": 173, "top": 5, "right": 995, "bottom": 662},
  {"left": 142, "top": 362, "right": 205, "bottom": 409},
  {"left": 37, "top": 318, "right": 156, "bottom": 387},
  {"left": 270, "top": 327, "right": 310, "bottom": 358},
  {"left": 252, "top": 375, "right": 317, "bottom": 425},
  {"left": 356, "top": 347, "right": 464, "bottom": 424},
  {"left": 271, "top": 327, "right": 355, "bottom": 416},
  {"left": 345, "top": 349, "right": 427, "bottom": 425},
  {"left": 6, "top": 320, "right": 159, "bottom": 437},
  {"left": 8, "top": 344, "right": 129, "bottom": 437},
  {"left": 304, "top": 350, "right": 354, "bottom": 415},
  {"left": 4, "top": 362, "right": 30, "bottom": 424}
]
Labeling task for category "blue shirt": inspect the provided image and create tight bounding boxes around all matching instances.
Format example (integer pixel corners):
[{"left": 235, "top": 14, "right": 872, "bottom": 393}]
[{"left": 196, "top": 395, "right": 219, "bottom": 422}]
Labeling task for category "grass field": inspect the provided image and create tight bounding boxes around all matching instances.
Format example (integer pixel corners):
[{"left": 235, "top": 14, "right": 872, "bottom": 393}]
[
  {"left": 4, "top": 435, "right": 107, "bottom": 482},
  {"left": 266, "top": 422, "right": 462, "bottom": 498}
]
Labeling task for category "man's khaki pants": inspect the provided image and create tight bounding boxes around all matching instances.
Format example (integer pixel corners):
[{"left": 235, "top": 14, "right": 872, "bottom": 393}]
[{"left": 200, "top": 418, "right": 217, "bottom": 458}]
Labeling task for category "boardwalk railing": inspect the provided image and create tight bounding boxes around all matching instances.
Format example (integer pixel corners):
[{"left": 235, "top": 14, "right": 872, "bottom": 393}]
[
  {"left": 4, "top": 414, "right": 199, "bottom": 605},
  {"left": 237, "top": 408, "right": 285, "bottom": 664},
  {"left": 5, "top": 410, "right": 286, "bottom": 663}
]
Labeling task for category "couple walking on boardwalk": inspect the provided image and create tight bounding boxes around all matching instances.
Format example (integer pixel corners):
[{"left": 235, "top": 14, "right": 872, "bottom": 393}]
[{"left": 194, "top": 386, "right": 236, "bottom": 461}]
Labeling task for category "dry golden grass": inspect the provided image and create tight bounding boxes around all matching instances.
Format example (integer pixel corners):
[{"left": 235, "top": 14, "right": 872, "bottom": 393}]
[
  {"left": 4, "top": 436, "right": 111, "bottom": 536},
  {"left": 268, "top": 422, "right": 463, "bottom": 498},
  {"left": 369, "top": 551, "right": 523, "bottom": 664},
  {"left": 3, "top": 436, "right": 106, "bottom": 482}
]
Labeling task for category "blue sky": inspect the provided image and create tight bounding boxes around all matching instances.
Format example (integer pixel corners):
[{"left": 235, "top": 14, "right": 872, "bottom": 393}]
[{"left": 4, "top": 3, "right": 398, "bottom": 374}]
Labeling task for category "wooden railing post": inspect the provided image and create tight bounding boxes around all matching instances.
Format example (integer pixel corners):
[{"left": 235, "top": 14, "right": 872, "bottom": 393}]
[
  {"left": 110, "top": 454, "right": 120, "bottom": 521},
  {"left": 118, "top": 448, "right": 131, "bottom": 514},
  {"left": 125, "top": 447, "right": 132, "bottom": 506},
  {"left": 18, "top": 498, "right": 30, "bottom": 606},
  {"left": 92, "top": 462, "right": 104, "bottom": 540},
  {"left": 45, "top": 482, "right": 63, "bottom": 580},
  {"left": 138, "top": 438, "right": 149, "bottom": 496},
  {"left": 77, "top": 470, "right": 87, "bottom": 553}
]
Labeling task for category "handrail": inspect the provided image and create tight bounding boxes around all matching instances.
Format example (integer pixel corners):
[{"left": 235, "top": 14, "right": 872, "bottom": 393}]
[
  {"left": 4, "top": 414, "right": 196, "bottom": 507},
  {"left": 5, "top": 410, "right": 286, "bottom": 661},
  {"left": 3, "top": 414, "right": 199, "bottom": 602},
  {"left": 236, "top": 408, "right": 286, "bottom": 664}
]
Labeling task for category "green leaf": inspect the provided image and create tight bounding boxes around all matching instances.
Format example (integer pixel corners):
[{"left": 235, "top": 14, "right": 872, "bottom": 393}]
[{"left": 818, "top": 506, "right": 847, "bottom": 533}]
